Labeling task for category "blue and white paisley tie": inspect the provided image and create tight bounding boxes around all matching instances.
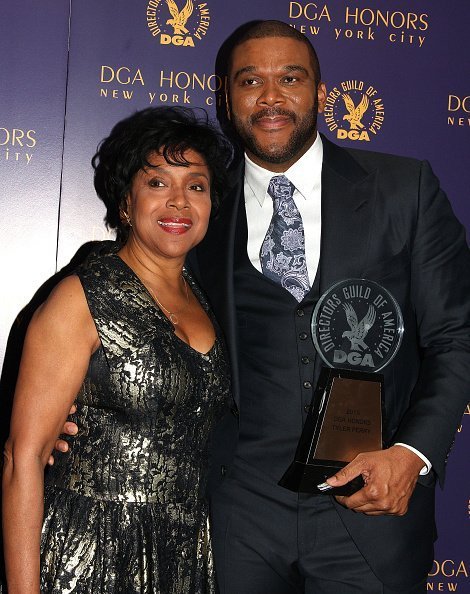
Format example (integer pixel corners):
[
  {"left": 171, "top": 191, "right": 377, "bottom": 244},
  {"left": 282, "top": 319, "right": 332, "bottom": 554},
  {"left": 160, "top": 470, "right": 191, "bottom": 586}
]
[{"left": 260, "top": 175, "right": 310, "bottom": 302}]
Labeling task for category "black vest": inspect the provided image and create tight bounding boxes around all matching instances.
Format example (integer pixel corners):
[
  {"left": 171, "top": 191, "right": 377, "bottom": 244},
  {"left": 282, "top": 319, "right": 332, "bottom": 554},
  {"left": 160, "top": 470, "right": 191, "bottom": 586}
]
[{"left": 232, "top": 198, "right": 321, "bottom": 481}]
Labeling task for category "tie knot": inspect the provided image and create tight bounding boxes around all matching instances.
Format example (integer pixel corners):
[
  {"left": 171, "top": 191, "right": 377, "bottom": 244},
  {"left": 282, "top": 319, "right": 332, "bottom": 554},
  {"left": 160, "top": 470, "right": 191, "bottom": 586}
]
[{"left": 268, "top": 175, "right": 295, "bottom": 200}]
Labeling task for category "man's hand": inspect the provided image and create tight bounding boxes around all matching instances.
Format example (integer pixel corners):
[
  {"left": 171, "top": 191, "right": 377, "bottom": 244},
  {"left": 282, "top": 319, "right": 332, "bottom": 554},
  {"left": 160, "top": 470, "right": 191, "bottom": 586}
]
[
  {"left": 47, "top": 404, "right": 78, "bottom": 465},
  {"left": 326, "top": 445, "right": 425, "bottom": 516}
]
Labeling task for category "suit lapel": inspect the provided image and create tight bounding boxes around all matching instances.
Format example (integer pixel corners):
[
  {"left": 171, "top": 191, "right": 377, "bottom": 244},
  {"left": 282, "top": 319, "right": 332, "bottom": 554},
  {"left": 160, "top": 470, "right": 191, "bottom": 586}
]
[{"left": 319, "top": 136, "right": 378, "bottom": 294}]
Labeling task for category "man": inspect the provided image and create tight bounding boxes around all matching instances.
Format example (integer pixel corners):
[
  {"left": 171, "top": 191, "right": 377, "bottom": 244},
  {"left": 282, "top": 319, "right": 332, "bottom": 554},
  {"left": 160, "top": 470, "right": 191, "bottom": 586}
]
[
  {"left": 189, "top": 20, "right": 470, "bottom": 594},
  {"left": 57, "top": 20, "right": 469, "bottom": 594}
]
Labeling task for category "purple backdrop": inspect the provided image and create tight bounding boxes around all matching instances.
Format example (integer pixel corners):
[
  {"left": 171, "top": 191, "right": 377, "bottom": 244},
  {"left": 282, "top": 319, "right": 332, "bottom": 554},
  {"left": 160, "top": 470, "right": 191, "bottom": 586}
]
[{"left": 1, "top": 1, "right": 469, "bottom": 590}]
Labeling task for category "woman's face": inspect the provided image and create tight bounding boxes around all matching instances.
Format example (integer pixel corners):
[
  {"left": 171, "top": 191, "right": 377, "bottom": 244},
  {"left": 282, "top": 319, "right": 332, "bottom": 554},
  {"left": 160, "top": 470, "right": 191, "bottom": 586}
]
[{"left": 126, "top": 149, "right": 212, "bottom": 261}]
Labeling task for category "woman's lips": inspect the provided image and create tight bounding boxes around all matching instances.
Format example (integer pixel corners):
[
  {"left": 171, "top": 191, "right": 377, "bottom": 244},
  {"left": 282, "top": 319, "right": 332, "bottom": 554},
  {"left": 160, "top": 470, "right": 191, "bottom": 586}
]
[{"left": 157, "top": 217, "right": 192, "bottom": 234}]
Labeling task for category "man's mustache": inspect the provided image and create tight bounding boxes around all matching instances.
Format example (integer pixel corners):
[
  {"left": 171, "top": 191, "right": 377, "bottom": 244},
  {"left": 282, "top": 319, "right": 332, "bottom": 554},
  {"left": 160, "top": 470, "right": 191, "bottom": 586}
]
[{"left": 250, "top": 109, "right": 297, "bottom": 124}]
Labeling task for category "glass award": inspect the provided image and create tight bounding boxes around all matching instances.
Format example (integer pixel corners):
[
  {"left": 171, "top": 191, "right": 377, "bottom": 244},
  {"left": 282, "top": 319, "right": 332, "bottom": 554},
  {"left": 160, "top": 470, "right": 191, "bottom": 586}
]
[{"left": 279, "top": 279, "right": 403, "bottom": 495}]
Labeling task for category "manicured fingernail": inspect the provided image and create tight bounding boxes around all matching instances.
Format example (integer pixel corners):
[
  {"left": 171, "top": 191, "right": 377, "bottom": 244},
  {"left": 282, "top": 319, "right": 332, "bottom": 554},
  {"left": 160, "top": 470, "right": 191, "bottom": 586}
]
[{"left": 317, "top": 482, "right": 333, "bottom": 491}]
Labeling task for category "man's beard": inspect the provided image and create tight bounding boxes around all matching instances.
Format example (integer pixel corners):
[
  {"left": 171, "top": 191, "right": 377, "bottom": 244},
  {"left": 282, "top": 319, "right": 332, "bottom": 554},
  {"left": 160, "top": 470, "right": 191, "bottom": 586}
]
[{"left": 231, "top": 106, "right": 318, "bottom": 165}]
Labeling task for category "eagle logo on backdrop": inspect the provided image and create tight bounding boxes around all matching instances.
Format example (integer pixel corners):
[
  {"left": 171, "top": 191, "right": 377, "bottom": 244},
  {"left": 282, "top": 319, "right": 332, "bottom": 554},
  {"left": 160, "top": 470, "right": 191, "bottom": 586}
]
[
  {"left": 322, "top": 80, "right": 385, "bottom": 142},
  {"left": 342, "top": 94, "right": 369, "bottom": 130},
  {"left": 146, "top": 0, "right": 210, "bottom": 47},
  {"left": 166, "top": 0, "right": 193, "bottom": 35}
]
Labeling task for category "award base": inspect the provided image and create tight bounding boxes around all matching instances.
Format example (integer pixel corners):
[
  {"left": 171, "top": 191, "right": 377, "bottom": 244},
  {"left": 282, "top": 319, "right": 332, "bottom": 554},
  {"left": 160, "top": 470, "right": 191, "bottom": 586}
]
[
  {"left": 279, "top": 459, "right": 364, "bottom": 496},
  {"left": 279, "top": 367, "right": 383, "bottom": 495}
]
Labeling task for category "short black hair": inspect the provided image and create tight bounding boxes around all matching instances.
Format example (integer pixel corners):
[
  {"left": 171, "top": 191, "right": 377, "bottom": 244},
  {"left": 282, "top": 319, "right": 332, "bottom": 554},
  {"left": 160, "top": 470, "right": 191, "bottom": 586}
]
[
  {"left": 92, "top": 106, "right": 233, "bottom": 243},
  {"left": 227, "top": 20, "right": 321, "bottom": 85}
]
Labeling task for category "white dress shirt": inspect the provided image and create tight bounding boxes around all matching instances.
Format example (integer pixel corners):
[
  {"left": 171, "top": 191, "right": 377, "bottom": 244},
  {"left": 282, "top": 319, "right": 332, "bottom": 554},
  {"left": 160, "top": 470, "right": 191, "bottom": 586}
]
[
  {"left": 244, "top": 134, "right": 323, "bottom": 284},
  {"left": 243, "top": 133, "right": 431, "bottom": 476}
]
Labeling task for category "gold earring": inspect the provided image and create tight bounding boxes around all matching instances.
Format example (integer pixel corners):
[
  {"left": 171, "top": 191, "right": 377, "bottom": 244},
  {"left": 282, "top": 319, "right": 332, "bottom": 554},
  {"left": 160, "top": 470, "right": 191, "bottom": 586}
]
[{"left": 120, "top": 210, "right": 132, "bottom": 227}]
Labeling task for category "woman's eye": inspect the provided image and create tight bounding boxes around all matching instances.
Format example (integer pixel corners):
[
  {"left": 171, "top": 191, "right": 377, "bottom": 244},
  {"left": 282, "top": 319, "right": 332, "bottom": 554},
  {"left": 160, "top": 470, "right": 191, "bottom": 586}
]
[
  {"left": 189, "top": 183, "right": 206, "bottom": 192},
  {"left": 149, "top": 178, "right": 165, "bottom": 188}
]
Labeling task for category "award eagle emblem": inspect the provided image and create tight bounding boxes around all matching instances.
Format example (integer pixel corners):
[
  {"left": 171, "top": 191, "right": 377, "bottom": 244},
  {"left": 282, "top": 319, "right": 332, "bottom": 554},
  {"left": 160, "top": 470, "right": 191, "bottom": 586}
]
[{"left": 342, "top": 302, "right": 376, "bottom": 351}]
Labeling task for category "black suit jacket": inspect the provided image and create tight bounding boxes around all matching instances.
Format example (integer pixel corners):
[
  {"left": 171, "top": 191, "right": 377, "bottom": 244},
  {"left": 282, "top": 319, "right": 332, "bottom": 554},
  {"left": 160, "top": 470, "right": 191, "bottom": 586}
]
[{"left": 190, "top": 136, "right": 470, "bottom": 587}]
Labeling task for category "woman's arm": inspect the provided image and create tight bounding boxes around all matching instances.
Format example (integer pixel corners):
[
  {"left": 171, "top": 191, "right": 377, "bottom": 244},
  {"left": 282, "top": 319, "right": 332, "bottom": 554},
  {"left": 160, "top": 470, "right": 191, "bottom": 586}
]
[{"left": 2, "top": 275, "right": 99, "bottom": 594}]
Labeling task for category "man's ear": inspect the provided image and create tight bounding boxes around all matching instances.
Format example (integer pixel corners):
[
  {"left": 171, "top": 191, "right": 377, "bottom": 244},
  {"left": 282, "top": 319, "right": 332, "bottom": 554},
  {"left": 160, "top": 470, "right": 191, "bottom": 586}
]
[{"left": 317, "top": 82, "right": 327, "bottom": 114}]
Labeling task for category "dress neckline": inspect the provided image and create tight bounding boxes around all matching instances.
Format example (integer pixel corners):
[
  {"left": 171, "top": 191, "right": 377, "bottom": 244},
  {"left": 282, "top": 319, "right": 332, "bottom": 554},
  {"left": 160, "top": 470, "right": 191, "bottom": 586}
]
[{"left": 110, "top": 254, "right": 217, "bottom": 357}]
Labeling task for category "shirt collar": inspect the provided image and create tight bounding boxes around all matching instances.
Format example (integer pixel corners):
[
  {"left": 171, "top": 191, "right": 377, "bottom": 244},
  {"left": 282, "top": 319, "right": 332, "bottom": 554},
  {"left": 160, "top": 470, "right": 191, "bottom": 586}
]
[{"left": 244, "top": 133, "right": 323, "bottom": 206}]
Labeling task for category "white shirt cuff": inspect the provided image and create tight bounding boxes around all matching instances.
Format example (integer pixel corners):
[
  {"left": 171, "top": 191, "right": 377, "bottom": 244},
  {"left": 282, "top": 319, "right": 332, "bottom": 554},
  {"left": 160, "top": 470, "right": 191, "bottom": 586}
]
[{"left": 394, "top": 443, "right": 432, "bottom": 475}]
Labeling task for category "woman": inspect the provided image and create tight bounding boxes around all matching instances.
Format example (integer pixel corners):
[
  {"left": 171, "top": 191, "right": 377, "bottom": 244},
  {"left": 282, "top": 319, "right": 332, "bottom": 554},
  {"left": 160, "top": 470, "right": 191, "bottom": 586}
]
[{"left": 2, "top": 107, "right": 233, "bottom": 593}]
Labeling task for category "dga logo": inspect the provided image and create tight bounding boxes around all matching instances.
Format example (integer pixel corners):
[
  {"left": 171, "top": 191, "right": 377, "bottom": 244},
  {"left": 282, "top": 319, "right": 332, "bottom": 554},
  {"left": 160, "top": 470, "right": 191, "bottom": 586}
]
[
  {"left": 323, "top": 80, "right": 385, "bottom": 142},
  {"left": 312, "top": 279, "right": 403, "bottom": 371},
  {"left": 146, "top": 0, "right": 210, "bottom": 47}
]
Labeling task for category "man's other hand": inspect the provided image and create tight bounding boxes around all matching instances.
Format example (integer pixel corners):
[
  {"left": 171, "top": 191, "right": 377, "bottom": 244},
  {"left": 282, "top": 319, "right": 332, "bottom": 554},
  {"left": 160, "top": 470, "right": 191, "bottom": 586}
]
[{"left": 47, "top": 404, "right": 78, "bottom": 465}]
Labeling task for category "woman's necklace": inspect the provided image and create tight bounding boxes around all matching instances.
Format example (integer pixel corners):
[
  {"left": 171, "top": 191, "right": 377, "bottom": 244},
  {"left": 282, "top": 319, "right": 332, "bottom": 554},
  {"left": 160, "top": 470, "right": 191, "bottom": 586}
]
[
  {"left": 146, "top": 278, "right": 189, "bottom": 326},
  {"left": 127, "top": 243, "right": 190, "bottom": 326}
]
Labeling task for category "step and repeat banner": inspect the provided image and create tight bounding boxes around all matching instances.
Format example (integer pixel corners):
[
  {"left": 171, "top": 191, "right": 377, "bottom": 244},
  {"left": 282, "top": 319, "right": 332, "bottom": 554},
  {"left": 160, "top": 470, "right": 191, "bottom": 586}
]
[{"left": 1, "top": 1, "right": 469, "bottom": 590}]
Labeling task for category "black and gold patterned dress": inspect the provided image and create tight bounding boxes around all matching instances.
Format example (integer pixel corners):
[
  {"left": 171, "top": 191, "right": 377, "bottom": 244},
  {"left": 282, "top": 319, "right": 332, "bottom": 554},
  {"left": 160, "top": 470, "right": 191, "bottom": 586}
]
[{"left": 40, "top": 244, "right": 231, "bottom": 593}]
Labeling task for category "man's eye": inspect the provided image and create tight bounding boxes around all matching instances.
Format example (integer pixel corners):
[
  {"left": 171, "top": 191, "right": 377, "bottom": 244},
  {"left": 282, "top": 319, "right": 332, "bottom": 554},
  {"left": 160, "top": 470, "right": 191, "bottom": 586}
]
[
  {"left": 283, "top": 76, "right": 298, "bottom": 84},
  {"left": 242, "top": 78, "right": 259, "bottom": 86}
]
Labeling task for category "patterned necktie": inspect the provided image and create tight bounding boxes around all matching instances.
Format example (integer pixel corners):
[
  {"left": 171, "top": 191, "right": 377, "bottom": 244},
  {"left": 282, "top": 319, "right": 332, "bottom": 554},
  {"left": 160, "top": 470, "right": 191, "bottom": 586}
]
[{"left": 260, "top": 175, "right": 310, "bottom": 302}]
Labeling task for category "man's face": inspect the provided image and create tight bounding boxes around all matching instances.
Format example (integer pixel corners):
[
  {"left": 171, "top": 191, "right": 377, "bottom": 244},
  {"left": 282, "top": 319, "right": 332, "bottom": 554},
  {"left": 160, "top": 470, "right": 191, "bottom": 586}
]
[{"left": 227, "top": 36, "right": 326, "bottom": 172}]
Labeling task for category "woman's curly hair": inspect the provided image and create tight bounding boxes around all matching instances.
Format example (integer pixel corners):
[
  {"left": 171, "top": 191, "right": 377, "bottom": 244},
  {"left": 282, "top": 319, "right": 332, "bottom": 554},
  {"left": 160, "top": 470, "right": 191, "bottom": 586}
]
[{"left": 92, "top": 106, "right": 233, "bottom": 243}]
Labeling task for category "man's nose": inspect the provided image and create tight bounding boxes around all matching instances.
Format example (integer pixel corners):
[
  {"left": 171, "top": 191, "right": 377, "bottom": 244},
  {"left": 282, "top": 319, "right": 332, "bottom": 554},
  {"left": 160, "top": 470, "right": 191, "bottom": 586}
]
[{"left": 257, "top": 81, "right": 284, "bottom": 106}]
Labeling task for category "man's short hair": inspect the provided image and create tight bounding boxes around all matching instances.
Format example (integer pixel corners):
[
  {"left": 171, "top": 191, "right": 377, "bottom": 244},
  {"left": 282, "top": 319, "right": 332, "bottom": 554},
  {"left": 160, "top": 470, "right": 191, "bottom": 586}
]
[{"left": 227, "top": 20, "right": 322, "bottom": 86}]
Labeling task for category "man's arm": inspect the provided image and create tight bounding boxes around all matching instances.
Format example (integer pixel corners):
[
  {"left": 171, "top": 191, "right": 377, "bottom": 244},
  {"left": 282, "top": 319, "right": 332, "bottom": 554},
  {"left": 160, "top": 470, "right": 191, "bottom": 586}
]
[{"left": 327, "top": 159, "right": 470, "bottom": 514}]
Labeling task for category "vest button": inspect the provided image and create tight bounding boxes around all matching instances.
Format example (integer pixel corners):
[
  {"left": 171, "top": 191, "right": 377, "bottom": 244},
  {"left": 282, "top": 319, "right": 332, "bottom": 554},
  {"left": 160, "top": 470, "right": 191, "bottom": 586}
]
[
  {"left": 304, "top": 404, "right": 311, "bottom": 413},
  {"left": 301, "top": 356, "right": 310, "bottom": 364},
  {"left": 303, "top": 381, "right": 312, "bottom": 389},
  {"left": 221, "top": 465, "right": 227, "bottom": 477},
  {"left": 296, "top": 308, "right": 305, "bottom": 317},
  {"left": 299, "top": 332, "right": 308, "bottom": 340}
]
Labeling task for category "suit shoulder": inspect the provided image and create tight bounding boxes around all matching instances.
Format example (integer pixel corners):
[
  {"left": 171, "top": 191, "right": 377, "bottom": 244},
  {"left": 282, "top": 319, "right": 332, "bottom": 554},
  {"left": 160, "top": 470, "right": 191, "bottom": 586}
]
[
  {"left": 344, "top": 146, "right": 445, "bottom": 211},
  {"left": 321, "top": 136, "right": 435, "bottom": 194},
  {"left": 343, "top": 144, "right": 424, "bottom": 173}
]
